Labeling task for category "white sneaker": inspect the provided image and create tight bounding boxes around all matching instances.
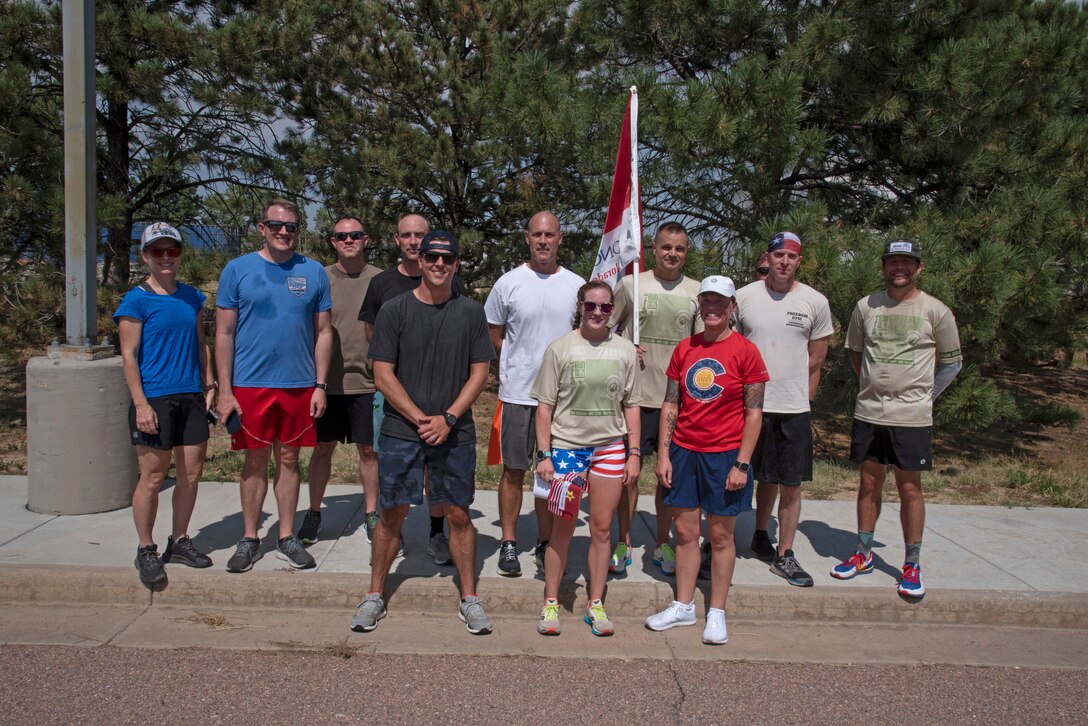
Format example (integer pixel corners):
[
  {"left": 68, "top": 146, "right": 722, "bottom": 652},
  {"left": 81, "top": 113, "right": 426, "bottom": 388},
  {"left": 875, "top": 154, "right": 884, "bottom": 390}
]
[
  {"left": 645, "top": 600, "right": 696, "bottom": 631},
  {"left": 702, "top": 607, "right": 728, "bottom": 645}
]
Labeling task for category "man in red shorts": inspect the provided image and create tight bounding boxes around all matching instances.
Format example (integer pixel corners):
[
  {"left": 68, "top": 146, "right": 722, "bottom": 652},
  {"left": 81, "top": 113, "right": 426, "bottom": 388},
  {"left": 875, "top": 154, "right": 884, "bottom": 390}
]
[{"left": 216, "top": 198, "right": 333, "bottom": 572}]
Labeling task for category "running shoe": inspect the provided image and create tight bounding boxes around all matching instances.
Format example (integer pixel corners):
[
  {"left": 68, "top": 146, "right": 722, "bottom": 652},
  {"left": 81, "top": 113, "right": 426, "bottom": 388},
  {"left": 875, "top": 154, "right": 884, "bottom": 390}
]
[
  {"left": 652, "top": 543, "right": 676, "bottom": 575},
  {"left": 897, "top": 562, "right": 926, "bottom": 598},
  {"left": 297, "top": 509, "right": 321, "bottom": 545},
  {"left": 702, "top": 608, "right": 728, "bottom": 645},
  {"left": 134, "top": 544, "right": 166, "bottom": 585},
  {"left": 162, "top": 535, "right": 212, "bottom": 568},
  {"left": 538, "top": 600, "right": 561, "bottom": 636},
  {"left": 584, "top": 600, "right": 615, "bottom": 636},
  {"left": 830, "top": 551, "right": 874, "bottom": 580},
  {"left": 645, "top": 600, "right": 696, "bottom": 631},
  {"left": 226, "top": 537, "right": 262, "bottom": 573},
  {"left": 459, "top": 596, "right": 493, "bottom": 635},
  {"left": 609, "top": 542, "right": 632, "bottom": 575},
  {"left": 533, "top": 541, "right": 549, "bottom": 569},
  {"left": 428, "top": 532, "right": 452, "bottom": 566},
  {"left": 750, "top": 529, "right": 776, "bottom": 561},
  {"left": 770, "top": 549, "right": 814, "bottom": 587},
  {"left": 350, "top": 593, "right": 386, "bottom": 632},
  {"left": 497, "top": 539, "right": 521, "bottom": 577},
  {"left": 364, "top": 510, "right": 379, "bottom": 544},
  {"left": 276, "top": 535, "right": 316, "bottom": 569}
]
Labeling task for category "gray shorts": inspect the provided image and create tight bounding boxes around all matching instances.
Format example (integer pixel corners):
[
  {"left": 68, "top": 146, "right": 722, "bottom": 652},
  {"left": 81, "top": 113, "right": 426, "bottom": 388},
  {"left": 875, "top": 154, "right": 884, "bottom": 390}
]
[
  {"left": 499, "top": 402, "right": 536, "bottom": 471},
  {"left": 378, "top": 434, "right": 476, "bottom": 509},
  {"left": 752, "top": 411, "right": 813, "bottom": 486}
]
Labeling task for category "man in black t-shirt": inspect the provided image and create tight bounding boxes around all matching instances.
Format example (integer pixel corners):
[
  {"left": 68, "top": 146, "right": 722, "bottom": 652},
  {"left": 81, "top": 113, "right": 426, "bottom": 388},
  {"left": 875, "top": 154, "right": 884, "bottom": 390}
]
[{"left": 351, "top": 231, "right": 495, "bottom": 636}]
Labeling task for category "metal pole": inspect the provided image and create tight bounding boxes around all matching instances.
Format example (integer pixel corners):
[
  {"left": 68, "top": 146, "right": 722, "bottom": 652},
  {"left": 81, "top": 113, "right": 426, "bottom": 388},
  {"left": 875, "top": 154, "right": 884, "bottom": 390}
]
[{"left": 63, "top": 0, "right": 97, "bottom": 346}]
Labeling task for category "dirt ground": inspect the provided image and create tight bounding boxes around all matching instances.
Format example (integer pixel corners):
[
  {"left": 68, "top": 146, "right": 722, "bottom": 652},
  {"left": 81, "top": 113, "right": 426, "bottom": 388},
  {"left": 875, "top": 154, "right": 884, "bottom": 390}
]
[{"left": 4, "top": 362, "right": 1086, "bottom": 508}]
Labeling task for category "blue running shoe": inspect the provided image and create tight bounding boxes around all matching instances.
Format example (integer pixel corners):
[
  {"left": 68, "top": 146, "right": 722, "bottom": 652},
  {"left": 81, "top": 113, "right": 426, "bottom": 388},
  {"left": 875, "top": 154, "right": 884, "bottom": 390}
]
[
  {"left": 897, "top": 562, "right": 926, "bottom": 598},
  {"left": 830, "top": 551, "right": 873, "bottom": 580}
]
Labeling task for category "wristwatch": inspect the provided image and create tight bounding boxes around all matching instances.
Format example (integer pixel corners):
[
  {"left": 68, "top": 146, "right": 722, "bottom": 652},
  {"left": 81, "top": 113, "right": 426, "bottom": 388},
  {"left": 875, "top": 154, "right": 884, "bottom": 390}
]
[
  {"left": 627, "top": 447, "right": 641, "bottom": 458},
  {"left": 442, "top": 412, "right": 457, "bottom": 427},
  {"left": 733, "top": 460, "right": 750, "bottom": 473},
  {"left": 536, "top": 449, "right": 553, "bottom": 461},
  {"left": 314, "top": 383, "right": 328, "bottom": 391}
]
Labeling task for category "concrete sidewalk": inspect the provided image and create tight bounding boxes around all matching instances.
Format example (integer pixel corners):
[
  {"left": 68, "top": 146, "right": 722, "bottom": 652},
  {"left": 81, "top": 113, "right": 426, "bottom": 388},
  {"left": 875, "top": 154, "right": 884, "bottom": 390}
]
[{"left": 1, "top": 474, "right": 1087, "bottom": 629}]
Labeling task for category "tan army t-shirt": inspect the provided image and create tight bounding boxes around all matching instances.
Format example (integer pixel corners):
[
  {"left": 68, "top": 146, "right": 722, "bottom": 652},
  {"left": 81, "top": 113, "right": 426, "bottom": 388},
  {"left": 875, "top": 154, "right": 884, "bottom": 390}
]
[{"left": 326, "top": 263, "right": 382, "bottom": 395}]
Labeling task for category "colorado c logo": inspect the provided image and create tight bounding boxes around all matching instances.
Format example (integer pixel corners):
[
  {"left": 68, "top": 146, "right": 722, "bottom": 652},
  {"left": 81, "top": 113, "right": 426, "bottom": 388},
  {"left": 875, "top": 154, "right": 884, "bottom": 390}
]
[{"left": 685, "top": 358, "right": 726, "bottom": 402}]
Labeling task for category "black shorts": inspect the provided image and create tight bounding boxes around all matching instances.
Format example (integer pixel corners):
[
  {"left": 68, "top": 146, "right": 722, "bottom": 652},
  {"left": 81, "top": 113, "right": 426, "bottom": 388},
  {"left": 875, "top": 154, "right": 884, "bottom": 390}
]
[
  {"left": 129, "top": 392, "right": 209, "bottom": 450},
  {"left": 640, "top": 407, "right": 661, "bottom": 455},
  {"left": 752, "top": 412, "right": 813, "bottom": 486},
  {"left": 316, "top": 393, "right": 375, "bottom": 446},
  {"left": 850, "top": 419, "right": 933, "bottom": 471}
]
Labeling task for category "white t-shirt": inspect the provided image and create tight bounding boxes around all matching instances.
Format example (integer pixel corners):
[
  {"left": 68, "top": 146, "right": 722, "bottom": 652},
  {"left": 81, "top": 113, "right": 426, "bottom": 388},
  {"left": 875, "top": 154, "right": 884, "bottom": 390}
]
[
  {"left": 484, "top": 264, "right": 585, "bottom": 405},
  {"left": 735, "top": 280, "right": 834, "bottom": 414}
]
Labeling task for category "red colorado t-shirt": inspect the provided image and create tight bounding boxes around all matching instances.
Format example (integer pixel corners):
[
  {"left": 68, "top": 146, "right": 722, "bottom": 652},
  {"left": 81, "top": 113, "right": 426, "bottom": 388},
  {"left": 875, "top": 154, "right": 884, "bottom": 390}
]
[{"left": 666, "top": 332, "right": 769, "bottom": 452}]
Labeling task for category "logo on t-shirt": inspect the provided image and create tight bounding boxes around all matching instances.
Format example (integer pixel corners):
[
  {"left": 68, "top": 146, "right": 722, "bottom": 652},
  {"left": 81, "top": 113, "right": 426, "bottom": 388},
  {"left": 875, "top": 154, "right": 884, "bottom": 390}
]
[
  {"left": 685, "top": 358, "right": 726, "bottom": 402},
  {"left": 287, "top": 276, "right": 308, "bottom": 297}
]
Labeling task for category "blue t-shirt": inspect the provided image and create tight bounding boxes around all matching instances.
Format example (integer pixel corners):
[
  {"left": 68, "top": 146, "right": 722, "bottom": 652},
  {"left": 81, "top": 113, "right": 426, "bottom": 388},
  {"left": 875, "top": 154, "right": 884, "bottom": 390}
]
[
  {"left": 216, "top": 251, "right": 332, "bottom": 388},
  {"left": 113, "top": 282, "right": 207, "bottom": 398}
]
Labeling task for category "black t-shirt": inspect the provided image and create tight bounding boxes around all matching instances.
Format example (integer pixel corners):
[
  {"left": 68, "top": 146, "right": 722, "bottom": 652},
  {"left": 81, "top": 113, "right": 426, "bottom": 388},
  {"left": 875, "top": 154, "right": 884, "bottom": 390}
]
[
  {"left": 359, "top": 267, "right": 469, "bottom": 324},
  {"left": 368, "top": 292, "right": 495, "bottom": 445}
]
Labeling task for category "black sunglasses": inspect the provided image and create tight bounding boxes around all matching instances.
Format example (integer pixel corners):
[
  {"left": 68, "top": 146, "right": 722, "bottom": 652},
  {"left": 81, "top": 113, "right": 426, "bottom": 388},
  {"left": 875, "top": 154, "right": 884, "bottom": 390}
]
[
  {"left": 581, "top": 301, "right": 614, "bottom": 314},
  {"left": 422, "top": 252, "right": 457, "bottom": 265},
  {"left": 333, "top": 231, "right": 366, "bottom": 241},
  {"left": 262, "top": 220, "right": 300, "bottom": 233},
  {"left": 146, "top": 247, "right": 181, "bottom": 258}
]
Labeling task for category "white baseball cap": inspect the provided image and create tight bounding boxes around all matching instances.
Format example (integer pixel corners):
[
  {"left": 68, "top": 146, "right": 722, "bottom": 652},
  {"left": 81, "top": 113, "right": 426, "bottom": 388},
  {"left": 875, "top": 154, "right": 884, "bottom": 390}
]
[
  {"left": 698, "top": 275, "right": 737, "bottom": 298},
  {"left": 140, "top": 222, "right": 182, "bottom": 250}
]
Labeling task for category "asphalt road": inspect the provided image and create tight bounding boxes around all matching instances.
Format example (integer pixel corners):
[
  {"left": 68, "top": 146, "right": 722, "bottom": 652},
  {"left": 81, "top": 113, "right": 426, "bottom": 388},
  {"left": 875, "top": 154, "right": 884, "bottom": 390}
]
[{"left": 3, "top": 646, "right": 1086, "bottom": 725}]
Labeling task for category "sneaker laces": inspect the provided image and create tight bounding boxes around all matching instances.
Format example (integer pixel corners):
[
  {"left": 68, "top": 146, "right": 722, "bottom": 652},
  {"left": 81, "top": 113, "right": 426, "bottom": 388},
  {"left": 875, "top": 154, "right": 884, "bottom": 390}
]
[
  {"left": 902, "top": 563, "right": 921, "bottom": 584},
  {"left": 281, "top": 537, "right": 303, "bottom": 556},
  {"left": 500, "top": 541, "right": 517, "bottom": 562},
  {"left": 137, "top": 547, "right": 159, "bottom": 565},
  {"left": 463, "top": 598, "right": 487, "bottom": 620},
  {"left": 780, "top": 554, "right": 801, "bottom": 575},
  {"left": 234, "top": 539, "right": 256, "bottom": 556},
  {"left": 849, "top": 552, "right": 868, "bottom": 568},
  {"left": 587, "top": 601, "right": 608, "bottom": 622},
  {"left": 541, "top": 601, "right": 560, "bottom": 620}
]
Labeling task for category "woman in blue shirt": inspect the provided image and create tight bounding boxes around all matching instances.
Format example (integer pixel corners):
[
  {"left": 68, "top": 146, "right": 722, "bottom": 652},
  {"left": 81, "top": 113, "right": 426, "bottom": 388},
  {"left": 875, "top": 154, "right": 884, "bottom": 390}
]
[{"left": 114, "top": 223, "right": 216, "bottom": 586}]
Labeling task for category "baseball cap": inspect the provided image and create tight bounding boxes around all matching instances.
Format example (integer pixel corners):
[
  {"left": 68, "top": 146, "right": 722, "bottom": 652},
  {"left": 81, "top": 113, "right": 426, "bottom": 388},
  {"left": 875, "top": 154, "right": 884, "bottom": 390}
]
[
  {"left": 698, "top": 275, "right": 737, "bottom": 299},
  {"left": 420, "top": 230, "right": 460, "bottom": 257},
  {"left": 882, "top": 238, "right": 922, "bottom": 261},
  {"left": 767, "top": 231, "right": 802, "bottom": 253},
  {"left": 140, "top": 222, "right": 182, "bottom": 250}
]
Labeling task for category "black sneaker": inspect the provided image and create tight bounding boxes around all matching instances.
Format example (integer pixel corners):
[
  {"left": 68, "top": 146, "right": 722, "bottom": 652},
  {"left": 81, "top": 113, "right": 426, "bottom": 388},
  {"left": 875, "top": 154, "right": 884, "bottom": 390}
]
[
  {"left": 497, "top": 540, "right": 521, "bottom": 577},
  {"left": 534, "top": 541, "right": 549, "bottom": 569},
  {"left": 226, "top": 537, "right": 262, "bottom": 573},
  {"left": 163, "top": 535, "right": 212, "bottom": 568},
  {"left": 698, "top": 541, "right": 712, "bottom": 581},
  {"left": 364, "top": 511, "right": 379, "bottom": 544},
  {"left": 771, "top": 549, "right": 814, "bottom": 587},
  {"left": 751, "top": 530, "right": 777, "bottom": 561},
  {"left": 135, "top": 544, "right": 166, "bottom": 585},
  {"left": 298, "top": 509, "right": 321, "bottom": 545},
  {"left": 276, "top": 535, "right": 316, "bottom": 569}
]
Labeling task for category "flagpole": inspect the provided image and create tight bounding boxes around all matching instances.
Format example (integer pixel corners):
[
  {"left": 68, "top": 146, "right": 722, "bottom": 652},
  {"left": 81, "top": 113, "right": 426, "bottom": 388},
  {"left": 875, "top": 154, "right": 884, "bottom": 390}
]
[{"left": 629, "top": 85, "right": 641, "bottom": 346}]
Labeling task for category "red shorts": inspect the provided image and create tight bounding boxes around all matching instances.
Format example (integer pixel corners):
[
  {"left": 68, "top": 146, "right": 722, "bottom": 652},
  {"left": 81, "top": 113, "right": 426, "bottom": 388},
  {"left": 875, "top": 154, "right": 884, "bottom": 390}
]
[{"left": 231, "top": 387, "right": 317, "bottom": 450}]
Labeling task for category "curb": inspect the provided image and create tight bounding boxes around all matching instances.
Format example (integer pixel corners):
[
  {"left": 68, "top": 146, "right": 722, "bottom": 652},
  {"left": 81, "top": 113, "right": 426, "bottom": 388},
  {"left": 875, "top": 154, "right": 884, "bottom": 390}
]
[{"left": 3, "top": 564, "right": 1087, "bottom": 628}]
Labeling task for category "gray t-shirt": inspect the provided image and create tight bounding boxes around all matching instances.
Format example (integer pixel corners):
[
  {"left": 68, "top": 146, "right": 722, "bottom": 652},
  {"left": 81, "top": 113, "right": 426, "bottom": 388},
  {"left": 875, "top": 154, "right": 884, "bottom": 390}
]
[{"left": 369, "top": 292, "right": 495, "bottom": 445}]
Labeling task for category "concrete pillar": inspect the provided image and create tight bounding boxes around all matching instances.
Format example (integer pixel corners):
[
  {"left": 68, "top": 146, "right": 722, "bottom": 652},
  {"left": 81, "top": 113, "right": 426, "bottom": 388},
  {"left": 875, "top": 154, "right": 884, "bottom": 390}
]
[{"left": 26, "top": 356, "right": 137, "bottom": 514}]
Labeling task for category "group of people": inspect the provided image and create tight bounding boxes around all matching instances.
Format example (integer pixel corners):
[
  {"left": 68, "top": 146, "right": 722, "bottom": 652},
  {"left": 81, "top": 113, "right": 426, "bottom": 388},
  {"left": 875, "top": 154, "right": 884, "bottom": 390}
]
[{"left": 114, "top": 201, "right": 962, "bottom": 645}]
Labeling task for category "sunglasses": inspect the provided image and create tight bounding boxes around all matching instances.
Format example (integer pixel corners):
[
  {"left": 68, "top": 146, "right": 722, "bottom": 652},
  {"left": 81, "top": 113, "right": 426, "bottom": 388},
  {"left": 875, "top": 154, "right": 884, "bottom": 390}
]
[
  {"left": 262, "top": 220, "right": 300, "bottom": 233},
  {"left": 422, "top": 252, "right": 457, "bottom": 265},
  {"left": 756, "top": 267, "right": 770, "bottom": 275},
  {"left": 146, "top": 247, "right": 181, "bottom": 258},
  {"left": 333, "top": 231, "right": 366, "bottom": 241},
  {"left": 581, "top": 301, "right": 614, "bottom": 314}
]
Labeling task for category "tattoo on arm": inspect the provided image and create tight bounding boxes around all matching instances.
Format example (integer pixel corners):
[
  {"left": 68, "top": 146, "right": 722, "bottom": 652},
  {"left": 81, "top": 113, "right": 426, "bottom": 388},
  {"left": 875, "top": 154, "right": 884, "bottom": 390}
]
[
  {"left": 663, "top": 411, "right": 677, "bottom": 450},
  {"left": 663, "top": 379, "right": 679, "bottom": 404},
  {"left": 743, "top": 381, "right": 765, "bottom": 410}
]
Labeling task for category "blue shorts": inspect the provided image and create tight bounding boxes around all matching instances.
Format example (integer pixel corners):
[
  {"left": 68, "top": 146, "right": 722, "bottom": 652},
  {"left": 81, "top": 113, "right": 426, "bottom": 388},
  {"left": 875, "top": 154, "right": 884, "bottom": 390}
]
[
  {"left": 377, "top": 434, "right": 476, "bottom": 509},
  {"left": 662, "top": 444, "right": 753, "bottom": 517}
]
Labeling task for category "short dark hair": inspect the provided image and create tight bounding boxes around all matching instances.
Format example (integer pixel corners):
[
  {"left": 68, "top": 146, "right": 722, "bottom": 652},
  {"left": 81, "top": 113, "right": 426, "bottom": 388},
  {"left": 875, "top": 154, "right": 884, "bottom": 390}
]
[
  {"left": 330, "top": 215, "right": 366, "bottom": 235},
  {"left": 655, "top": 221, "right": 688, "bottom": 242}
]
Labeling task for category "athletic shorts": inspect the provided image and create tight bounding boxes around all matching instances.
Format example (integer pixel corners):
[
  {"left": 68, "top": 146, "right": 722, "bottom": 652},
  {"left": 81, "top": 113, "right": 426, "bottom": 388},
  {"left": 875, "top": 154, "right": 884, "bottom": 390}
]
[
  {"left": 499, "top": 402, "right": 536, "bottom": 471},
  {"left": 663, "top": 444, "right": 754, "bottom": 517},
  {"left": 316, "top": 393, "right": 375, "bottom": 446},
  {"left": 129, "top": 392, "right": 209, "bottom": 450},
  {"left": 377, "top": 434, "right": 476, "bottom": 509},
  {"left": 640, "top": 407, "right": 661, "bottom": 456},
  {"left": 230, "top": 386, "right": 316, "bottom": 450},
  {"left": 373, "top": 391, "right": 386, "bottom": 454},
  {"left": 550, "top": 439, "right": 626, "bottom": 481},
  {"left": 751, "top": 411, "right": 813, "bottom": 486},
  {"left": 850, "top": 419, "right": 933, "bottom": 471}
]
